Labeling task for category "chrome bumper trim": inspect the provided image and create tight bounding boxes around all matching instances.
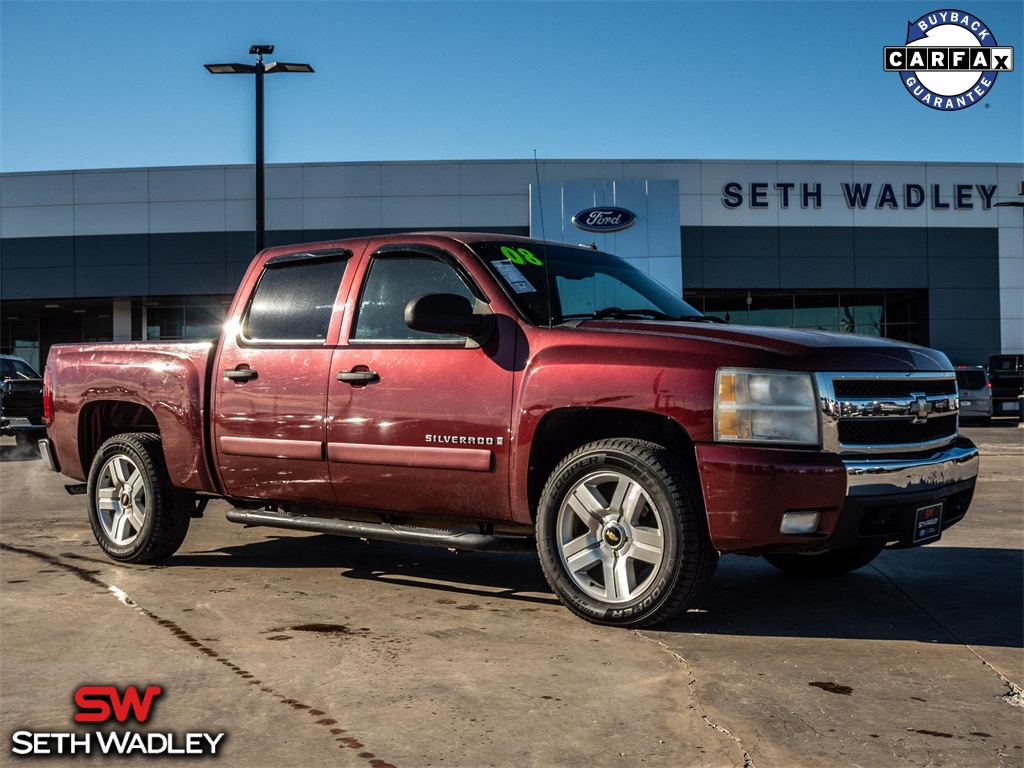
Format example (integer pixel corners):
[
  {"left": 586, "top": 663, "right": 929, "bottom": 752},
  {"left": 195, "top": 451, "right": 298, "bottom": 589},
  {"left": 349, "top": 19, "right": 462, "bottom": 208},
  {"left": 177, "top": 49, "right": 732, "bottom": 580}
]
[
  {"left": 38, "top": 439, "right": 59, "bottom": 473},
  {"left": 844, "top": 443, "right": 979, "bottom": 496}
]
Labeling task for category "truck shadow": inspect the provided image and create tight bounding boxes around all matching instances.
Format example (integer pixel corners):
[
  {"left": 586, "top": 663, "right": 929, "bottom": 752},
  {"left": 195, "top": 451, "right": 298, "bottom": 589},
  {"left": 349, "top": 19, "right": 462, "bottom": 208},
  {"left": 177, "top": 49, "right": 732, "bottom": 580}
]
[
  {"left": 671, "top": 546, "right": 1023, "bottom": 650},
  {"left": 170, "top": 534, "right": 558, "bottom": 607},
  {"left": 169, "top": 535, "right": 1022, "bottom": 648}
]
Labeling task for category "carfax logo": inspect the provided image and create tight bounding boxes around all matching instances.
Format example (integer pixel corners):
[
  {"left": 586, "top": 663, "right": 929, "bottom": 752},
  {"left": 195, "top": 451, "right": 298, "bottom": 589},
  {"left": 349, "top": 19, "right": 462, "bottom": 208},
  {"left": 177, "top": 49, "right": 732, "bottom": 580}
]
[{"left": 883, "top": 9, "right": 1014, "bottom": 110}]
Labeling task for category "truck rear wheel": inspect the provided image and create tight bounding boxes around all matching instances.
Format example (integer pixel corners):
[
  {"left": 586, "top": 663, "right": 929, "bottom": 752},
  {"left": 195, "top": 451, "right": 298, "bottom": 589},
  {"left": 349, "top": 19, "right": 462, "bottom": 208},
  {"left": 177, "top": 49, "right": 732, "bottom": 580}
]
[
  {"left": 87, "top": 432, "right": 190, "bottom": 564},
  {"left": 763, "top": 543, "right": 885, "bottom": 576},
  {"left": 536, "top": 438, "right": 717, "bottom": 628}
]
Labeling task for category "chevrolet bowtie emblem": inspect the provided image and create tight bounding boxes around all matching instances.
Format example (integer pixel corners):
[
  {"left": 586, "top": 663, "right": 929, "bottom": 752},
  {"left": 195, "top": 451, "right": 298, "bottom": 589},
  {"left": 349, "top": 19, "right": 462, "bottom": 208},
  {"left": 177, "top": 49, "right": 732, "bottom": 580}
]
[{"left": 909, "top": 394, "right": 932, "bottom": 423}]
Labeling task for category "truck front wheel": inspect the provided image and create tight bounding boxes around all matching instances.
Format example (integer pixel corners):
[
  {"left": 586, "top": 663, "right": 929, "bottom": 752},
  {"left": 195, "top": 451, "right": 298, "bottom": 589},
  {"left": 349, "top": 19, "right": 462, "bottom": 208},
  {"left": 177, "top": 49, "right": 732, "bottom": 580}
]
[
  {"left": 536, "top": 439, "right": 718, "bottom": 628},
  {"left": 87, "top": 433, "right": 190, "bottom": 564},
  {"left": 763, "top": 543, "right": 885, "bottom": 576}
]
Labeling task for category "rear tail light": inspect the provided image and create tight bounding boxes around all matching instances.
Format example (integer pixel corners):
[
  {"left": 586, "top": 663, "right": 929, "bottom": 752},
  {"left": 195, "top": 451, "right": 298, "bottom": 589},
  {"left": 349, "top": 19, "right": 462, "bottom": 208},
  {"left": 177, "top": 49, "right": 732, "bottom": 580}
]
[{"left": 42, "top": 367, "right": 53, "bottom": 425}]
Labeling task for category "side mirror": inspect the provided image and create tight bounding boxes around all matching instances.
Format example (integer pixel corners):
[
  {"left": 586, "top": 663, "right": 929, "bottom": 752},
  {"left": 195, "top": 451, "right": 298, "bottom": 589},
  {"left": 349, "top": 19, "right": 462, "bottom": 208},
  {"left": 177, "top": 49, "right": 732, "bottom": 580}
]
[{"left": 404, "top": 293, "right": 494, "bottom": 347}]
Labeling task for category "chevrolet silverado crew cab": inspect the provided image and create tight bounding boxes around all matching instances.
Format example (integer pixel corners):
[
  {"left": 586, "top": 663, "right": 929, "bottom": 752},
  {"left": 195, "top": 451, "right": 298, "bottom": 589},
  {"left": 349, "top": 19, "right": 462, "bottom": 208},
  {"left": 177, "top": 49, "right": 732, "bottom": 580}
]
[{"left": 40, "top": 233, "right": 979, "bottom": 627}]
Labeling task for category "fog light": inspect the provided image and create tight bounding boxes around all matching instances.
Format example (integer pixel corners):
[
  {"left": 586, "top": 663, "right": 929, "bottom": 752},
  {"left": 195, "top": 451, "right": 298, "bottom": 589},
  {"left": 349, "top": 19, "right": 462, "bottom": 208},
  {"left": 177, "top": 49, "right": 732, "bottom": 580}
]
[{"left": 780, "top": 511, "right": 821, "bottom": 535}]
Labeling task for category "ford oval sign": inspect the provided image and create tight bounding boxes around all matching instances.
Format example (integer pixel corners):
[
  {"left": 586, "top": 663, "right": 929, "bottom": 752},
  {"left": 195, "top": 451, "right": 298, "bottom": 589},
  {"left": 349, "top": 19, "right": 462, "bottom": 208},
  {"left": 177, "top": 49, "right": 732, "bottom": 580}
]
[{"left": 572, "top": 207, "right": 637, "bottom": 233}]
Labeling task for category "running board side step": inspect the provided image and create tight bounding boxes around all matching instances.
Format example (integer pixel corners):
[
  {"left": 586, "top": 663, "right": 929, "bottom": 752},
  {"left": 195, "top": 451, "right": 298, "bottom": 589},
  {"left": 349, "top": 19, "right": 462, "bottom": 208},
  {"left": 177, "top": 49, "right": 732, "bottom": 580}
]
[{"left": 225, "top": 508, "right": 536, "bottom": 554}]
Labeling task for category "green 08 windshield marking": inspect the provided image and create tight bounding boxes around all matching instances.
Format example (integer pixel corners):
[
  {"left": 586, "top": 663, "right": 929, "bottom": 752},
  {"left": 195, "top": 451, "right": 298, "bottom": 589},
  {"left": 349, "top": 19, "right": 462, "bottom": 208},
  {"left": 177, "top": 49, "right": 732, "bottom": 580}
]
[{"left": 500, "top": 246, "right": 544, "bottom": 266}]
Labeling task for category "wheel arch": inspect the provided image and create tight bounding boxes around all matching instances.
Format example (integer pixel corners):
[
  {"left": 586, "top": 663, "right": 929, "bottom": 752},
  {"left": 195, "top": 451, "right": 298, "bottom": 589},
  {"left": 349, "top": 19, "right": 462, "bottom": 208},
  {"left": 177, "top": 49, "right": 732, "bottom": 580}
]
[
  {"left": 78, "top": 400, "right": 160, "bottom": 479},
  {"left": 525, "top": 407, "right": 698, "bottom": 521}
]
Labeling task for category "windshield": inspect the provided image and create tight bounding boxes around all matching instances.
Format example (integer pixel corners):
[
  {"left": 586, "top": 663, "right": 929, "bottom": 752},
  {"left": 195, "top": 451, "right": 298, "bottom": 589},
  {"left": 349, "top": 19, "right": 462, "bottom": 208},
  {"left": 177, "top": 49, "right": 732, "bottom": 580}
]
[{"left": 469, "top": 241, "right": 703, "bottom": 326}]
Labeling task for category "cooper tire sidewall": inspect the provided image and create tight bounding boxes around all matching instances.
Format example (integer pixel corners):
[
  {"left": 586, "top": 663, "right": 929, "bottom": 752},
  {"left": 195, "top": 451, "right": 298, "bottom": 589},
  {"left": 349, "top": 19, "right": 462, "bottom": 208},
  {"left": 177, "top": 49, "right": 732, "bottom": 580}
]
[
  {"left": 87, "top": 439, "right": 160, "bottom": 561},
  {"left": 537, "top": 447, "right": 683, "bottom": 625}
]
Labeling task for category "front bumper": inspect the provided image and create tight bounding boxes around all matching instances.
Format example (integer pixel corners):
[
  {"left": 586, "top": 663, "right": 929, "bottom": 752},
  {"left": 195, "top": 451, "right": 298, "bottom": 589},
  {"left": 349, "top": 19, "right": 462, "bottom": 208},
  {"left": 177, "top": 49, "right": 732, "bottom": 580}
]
[
  {"left": 844, "top": 441, "right": 979, "bottom": 496},
  {"left": 695, "top": 438, "right": 979, "bottom": 554}
]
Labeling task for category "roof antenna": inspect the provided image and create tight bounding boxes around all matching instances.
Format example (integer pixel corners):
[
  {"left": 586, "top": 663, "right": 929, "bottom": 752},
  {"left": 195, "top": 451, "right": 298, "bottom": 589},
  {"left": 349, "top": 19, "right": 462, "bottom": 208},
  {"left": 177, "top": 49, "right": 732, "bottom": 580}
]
[{"left": 533, "top": 150, "right": 553, "bottom": 328}]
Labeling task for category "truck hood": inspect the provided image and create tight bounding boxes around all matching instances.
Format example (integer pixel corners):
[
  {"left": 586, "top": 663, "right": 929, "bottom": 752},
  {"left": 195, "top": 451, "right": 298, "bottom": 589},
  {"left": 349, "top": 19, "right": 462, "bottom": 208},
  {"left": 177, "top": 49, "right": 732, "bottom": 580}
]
[{"left": 583, "top": 320, "right": 952, "bottom": 372}]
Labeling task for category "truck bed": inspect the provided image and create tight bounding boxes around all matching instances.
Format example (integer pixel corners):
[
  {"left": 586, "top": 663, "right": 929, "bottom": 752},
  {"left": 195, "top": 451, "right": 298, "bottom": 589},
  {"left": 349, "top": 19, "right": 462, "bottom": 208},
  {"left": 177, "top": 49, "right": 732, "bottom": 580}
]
[{"left": 45, "top": 341, "right": 217, "bottom": 491}]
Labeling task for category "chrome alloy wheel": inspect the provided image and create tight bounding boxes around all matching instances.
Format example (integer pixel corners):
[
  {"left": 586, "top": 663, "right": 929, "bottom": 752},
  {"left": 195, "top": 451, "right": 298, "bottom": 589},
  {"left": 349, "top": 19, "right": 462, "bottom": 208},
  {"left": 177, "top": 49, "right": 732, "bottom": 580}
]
[
  {"left": 95, "top": 454, "right": 148, "bottom": 546},
  {"left": 555, "top": 469, "right": 665, "bottom": 604}
]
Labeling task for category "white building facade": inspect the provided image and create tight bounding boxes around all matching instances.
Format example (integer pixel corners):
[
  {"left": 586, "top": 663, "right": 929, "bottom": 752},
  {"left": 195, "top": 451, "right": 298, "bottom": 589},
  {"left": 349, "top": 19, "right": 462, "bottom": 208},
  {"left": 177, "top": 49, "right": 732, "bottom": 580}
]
[{"left": 1, "top": 159, "right": 1021, "bottom": 371}]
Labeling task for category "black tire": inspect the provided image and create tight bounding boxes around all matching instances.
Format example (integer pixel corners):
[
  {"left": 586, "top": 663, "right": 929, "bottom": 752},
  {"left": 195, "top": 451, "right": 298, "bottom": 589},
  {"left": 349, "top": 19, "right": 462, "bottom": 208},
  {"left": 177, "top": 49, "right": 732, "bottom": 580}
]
[
  {"left": 536, "top": 438, "right": 717, "bottom": 628},
  {"left": 763, "top": 542, "right": 885, "bottom": 577},
  {"left": 86, "top": 432, "right": 190, "bottom": 563}
]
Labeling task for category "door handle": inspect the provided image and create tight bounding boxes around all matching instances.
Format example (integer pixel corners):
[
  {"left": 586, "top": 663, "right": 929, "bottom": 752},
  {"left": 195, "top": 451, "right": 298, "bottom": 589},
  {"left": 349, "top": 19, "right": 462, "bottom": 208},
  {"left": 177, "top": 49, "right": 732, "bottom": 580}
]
[
  {"left": 224, "top": 368, "right": 259, "bottom": 382},
  {"left": 337, "top": 369, "right": 380, "bottom": 386}
]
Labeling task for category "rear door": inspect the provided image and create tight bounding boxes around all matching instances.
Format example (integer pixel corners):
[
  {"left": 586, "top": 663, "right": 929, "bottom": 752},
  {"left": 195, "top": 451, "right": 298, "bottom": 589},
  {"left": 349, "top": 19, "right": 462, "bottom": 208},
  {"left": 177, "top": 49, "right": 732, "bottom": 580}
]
[
  {"left": 212, "top": 248, "right": 354, "bottom": 504},
  {"left": 326, "top": 244, "right": 517, "bottom": 520}
]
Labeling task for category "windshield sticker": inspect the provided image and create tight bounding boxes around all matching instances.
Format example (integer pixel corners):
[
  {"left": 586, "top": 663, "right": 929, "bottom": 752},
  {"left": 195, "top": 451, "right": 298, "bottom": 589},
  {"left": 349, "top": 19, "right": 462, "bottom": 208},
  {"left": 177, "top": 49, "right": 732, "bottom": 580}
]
[
  {"left": 491, "top": 260, "right": 537, "bottom": 294},
  {"left": 500, "top": 246, "right": 544, "bottom": 266}
]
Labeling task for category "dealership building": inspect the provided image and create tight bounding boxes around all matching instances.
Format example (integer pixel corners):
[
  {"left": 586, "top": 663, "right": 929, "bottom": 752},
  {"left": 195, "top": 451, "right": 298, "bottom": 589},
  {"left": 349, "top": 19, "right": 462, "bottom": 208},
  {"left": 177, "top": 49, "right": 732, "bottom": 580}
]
[{"left": 1, "top": 159, "right": 1021, "bottom": 372}]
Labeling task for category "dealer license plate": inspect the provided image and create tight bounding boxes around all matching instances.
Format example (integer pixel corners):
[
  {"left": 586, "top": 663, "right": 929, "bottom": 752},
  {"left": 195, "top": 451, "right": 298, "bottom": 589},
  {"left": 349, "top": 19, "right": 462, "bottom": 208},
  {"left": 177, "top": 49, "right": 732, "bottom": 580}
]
[{"left": 913, "top": 503, "right": 943, "bottom": 544}]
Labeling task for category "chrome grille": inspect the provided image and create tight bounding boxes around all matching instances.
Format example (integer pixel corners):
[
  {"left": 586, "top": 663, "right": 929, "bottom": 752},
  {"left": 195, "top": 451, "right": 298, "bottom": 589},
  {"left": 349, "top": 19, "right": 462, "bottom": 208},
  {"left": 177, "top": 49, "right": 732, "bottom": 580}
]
[
  {"left": 837, "top": 415, "right": 957, "bottom": 446},
  {"left": 833, "top": 379, "right": 957, "bottom": 399},
  {"left": 817, "top": 372, "right": 959, "bottom": 455}
]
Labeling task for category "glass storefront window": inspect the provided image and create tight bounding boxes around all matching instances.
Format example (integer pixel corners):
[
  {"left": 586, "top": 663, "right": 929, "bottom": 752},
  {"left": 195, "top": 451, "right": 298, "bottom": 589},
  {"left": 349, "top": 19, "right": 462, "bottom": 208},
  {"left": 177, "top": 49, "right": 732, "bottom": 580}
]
[
  {"left": 687, "top": 290, "right": 925, "bottom": 345},
  {"left": 1, "top": 320, "right": 41, "bottom": 371},
  {"left": 794, "top": 294, "right": 840, "bottom": 331},
  {"left": 147, "top": 307, "right": 184, "bottom": 340},
  {"left": 746, "top": 294, "right": 794, "bottom": 327},
  {"left": 145, "top": 301, "right": 228, "bottom": 341},
  {"left": 840, "top": 294, "right": 884, "bottom": 337},
  {"left": 186, "top": 306, "right": 226, "bottom": 340},
  {"left": 83, "top": 317, "right": 114, "bottom": 343}
]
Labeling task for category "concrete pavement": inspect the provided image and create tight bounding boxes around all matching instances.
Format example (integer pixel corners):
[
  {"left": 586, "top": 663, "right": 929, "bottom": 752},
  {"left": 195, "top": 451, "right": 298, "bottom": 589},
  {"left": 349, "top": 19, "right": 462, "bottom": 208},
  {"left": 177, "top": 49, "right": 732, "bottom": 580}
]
[{"left": 1, "top": 422, "right": 1021, "bottom": 767}]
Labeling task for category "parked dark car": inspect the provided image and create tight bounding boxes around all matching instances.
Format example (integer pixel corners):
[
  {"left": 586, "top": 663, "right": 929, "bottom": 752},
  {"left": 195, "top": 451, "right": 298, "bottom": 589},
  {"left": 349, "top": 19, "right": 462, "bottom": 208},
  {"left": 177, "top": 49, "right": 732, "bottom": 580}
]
[
  {"left": 955, "top": 366, "right": 992, "bottom": 424},
  {"left": 0, "top": 354, "right": 45, "bottom": 451},
  {"left": 988, "top": 354, "right": 1024, "bottom": 416}
]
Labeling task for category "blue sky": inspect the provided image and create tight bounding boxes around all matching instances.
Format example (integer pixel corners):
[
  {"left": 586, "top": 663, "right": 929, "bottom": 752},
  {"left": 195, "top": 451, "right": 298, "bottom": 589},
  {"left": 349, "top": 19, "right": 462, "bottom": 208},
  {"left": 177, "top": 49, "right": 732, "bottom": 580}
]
[{"left": 1, "top": 0, "right": 1021, "bottom": 173}]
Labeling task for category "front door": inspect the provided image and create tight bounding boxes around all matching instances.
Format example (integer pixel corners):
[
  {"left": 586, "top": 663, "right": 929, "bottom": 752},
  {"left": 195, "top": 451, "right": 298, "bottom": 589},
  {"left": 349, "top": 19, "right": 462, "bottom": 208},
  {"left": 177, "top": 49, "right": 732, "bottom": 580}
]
[{"left": 326, "top": 248, "right": 516, "bottom": 520}]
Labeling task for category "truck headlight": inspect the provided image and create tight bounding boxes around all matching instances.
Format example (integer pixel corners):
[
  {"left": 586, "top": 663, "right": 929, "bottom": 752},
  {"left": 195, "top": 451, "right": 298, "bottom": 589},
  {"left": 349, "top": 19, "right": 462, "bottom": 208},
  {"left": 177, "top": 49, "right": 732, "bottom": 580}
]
[{"left": 714, "top": 369, "right": 820, "bottom": 446}]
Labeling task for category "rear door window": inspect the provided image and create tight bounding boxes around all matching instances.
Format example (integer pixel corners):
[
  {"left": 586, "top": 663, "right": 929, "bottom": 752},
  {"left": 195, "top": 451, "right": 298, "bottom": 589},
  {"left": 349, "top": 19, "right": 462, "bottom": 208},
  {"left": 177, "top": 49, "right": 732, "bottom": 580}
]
[{"left": 243, "top": 252, "right": 349, "bottom": 342}]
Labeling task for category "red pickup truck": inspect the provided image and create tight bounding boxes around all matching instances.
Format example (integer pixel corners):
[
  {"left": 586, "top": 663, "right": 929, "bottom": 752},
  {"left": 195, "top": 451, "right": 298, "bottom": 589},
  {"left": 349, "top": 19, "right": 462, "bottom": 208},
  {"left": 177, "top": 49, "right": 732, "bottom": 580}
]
[{"left": 40, "top": 233, "right": 980, "bottom": 627}]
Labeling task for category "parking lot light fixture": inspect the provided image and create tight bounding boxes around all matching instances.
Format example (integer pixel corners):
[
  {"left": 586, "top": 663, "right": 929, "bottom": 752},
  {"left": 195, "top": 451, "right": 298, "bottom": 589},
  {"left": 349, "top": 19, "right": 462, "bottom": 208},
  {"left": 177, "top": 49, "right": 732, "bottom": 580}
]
[{"left": 204, "top": 45, "right": 314, "bottom": 254}]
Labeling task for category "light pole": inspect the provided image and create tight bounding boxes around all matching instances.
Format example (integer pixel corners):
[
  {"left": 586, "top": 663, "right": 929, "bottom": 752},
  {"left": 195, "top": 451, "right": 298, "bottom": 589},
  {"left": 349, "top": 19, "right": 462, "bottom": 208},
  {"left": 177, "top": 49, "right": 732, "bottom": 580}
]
[{"left": 205, "top": 45, "right": 314, "bottom": 254}]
